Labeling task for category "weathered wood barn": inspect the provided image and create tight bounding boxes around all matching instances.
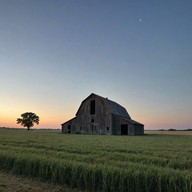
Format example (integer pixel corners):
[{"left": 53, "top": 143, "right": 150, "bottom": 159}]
[{"left": 61, "top": 93, "right": 144, "bottom": 135}]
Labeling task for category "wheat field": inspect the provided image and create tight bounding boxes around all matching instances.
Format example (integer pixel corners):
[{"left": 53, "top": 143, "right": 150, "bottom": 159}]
[{"left": 0, "top": 129, "right": 191, "bottom": 192}]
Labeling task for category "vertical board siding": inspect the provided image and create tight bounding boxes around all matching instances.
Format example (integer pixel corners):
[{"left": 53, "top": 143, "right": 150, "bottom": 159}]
[{"left": 62, "top": 93, "right": 144, "bottom": 135}]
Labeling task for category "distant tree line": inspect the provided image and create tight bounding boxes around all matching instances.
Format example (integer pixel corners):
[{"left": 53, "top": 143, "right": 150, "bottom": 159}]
[{"left": 158, "top": 129, "right": 192, "bottom": 131}]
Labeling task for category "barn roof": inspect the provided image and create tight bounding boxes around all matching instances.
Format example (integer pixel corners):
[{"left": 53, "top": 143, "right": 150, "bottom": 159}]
[
  {"left": 118, "top": 116, "right": 144, "bottom": 125},
  {"left": 96, "top": 94, "right": 131, "bottom": 119},
  {"left": 61, "top": 117, "right": 76, "bottom": 125},
  {"left": 76, "top": 93, "right": 131, "bottom": 119}
]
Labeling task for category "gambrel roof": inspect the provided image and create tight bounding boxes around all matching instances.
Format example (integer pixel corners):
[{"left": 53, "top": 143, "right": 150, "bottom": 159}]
[
  {"left": 76, "top": 93, "right": 131, "bottom": 119},
  {"left": 62, "top": 93, "right": 144, "bottom": 127},
  {"left": 96, "top": 94, "right": 131, "bottom": 119}
]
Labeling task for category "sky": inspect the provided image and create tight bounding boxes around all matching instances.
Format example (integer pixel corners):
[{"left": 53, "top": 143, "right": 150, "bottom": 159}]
[{"left": 0, "top": 0, "right": 192, "bottom": 129}]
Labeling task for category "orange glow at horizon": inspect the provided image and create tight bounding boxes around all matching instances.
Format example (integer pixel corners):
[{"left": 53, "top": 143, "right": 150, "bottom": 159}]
[
  {"left": 1, "top": 112, "right": 191, "bottom": 129},
  {"left": 0, "top": 114, "right": 68, "bottom": 129},
  {"left": 1, "top": 101, "right": 191, "bottom": 129}
]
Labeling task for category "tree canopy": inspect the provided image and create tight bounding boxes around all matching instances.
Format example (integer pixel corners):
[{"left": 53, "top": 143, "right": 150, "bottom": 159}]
[{"left": 16, "top": 112, "right": 39, "bottom": 130}]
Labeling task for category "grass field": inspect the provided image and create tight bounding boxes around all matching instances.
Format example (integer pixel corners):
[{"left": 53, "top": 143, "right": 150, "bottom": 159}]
[
  {"left": 0, "top": 170, "right": 81, "bottom": 192},
  {"left": 0, "top": 129, "right": 191, "bottom": 192}
]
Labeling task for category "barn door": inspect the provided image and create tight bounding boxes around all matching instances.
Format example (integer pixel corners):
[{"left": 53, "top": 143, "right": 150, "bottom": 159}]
[
  {"left": 68, "top": 125, "right": 71, "bottom": 133},
  {"left": 121, "top": 124, "right": 128, "bottom": 135}
]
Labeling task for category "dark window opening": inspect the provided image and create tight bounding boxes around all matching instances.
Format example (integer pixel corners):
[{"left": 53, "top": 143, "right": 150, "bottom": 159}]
[
  {"left": 90, "top": 100, "right": 95, "bottom": 114},
  {"left": 68, "top": 125, "right": 71, "bottom": 133},
  {"left": 91, "top": 119, "right": 94, "bottom": 123},
  {"left": 106, "top": 127, "right": 109, "bottom": 131},
  {"left": 80, "top": 127, "right": 82, "bottom": 130}
]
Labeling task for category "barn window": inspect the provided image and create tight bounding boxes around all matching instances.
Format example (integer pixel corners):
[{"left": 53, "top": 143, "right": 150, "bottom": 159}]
[
  {"left": 90, "top": 100, "right": 95, "bottom": 114},
  {"left": 106, "top": 127, "right": 109, "bottom": 131}
]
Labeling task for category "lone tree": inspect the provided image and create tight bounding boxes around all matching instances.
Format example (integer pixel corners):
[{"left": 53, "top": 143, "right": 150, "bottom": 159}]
[{"left": 17, "top": 112, "right": 39, "bottom": 130}]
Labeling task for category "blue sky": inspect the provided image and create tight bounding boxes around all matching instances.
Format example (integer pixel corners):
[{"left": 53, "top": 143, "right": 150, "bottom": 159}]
[{"left": 0, "top": 0, "right": 192, "bottom": 129}]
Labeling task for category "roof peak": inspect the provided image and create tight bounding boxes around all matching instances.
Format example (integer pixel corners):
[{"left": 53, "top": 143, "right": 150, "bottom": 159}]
[{"left": 89, "top": 93, "right": 131, "bottom": 119}]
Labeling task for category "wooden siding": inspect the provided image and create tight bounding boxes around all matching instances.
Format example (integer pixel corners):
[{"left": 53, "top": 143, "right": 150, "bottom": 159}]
[
  {"left": 112, "top": 115, "right": 144, "bottom": 135},
  {"left": 61, "top": 93, "right": 144, "bottom": 135},
  {"left": 62, "top": 94, "right": 112, "bottom": 135}
]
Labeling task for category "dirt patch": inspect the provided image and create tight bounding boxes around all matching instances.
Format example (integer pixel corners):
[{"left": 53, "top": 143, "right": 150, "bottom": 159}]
[{"left": 0, "top": 171, "right": 82, "bottom": 192}]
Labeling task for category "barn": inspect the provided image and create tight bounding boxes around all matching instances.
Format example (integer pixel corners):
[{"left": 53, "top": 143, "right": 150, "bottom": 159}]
[{"left": 61, "top": 93, "right": 144, "bottom": 135}]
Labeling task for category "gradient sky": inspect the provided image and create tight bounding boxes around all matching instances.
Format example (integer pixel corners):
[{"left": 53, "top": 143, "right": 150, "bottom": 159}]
[{"left": 0, "top": 0, "right": 192, "bottom": 129}]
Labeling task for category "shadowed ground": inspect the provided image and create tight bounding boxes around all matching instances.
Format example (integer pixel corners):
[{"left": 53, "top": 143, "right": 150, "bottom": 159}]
[{"left": 0, "top": 171, "right": 82, "bottom": 192}]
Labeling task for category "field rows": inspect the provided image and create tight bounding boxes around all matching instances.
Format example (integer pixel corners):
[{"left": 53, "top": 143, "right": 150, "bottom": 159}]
[{"left": 0, "top": 129, "right": 192, "bottom": 192}]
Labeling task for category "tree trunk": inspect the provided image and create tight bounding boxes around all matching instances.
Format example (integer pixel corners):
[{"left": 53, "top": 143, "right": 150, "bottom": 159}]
[{"left": 27, "top": 127, "right": 30, "bottom": 130}]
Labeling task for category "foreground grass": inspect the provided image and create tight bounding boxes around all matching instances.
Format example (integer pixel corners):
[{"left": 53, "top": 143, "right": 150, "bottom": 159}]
[
  {"left": 0, "top": 129, "right": 192, "bottom": 192},
  {"left": 0, "top": 171, "right": 81, "bottom": 192}
]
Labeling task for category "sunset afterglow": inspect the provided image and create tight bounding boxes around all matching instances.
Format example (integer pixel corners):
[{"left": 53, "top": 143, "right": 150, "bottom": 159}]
[{"left": 0, "top": 1, "right": 192, "bottom": 130}]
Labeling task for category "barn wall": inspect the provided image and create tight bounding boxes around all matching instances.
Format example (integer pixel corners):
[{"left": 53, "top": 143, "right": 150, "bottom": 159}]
[
  {"left": 62, "top": 118, "right": 77, "bottom": 134},
  {"left": 72, "top": 94, "right": 112, "bottom": 134},
  {"left": 61, "top": 93, "right": 144, "bottom": 135},
  {"left": 112, "top": 116, "right": 134, "bottom": 135},
  {"left": 112, "top": 115, "right": 144, "bottom": 135},
  {"left": 134, "top": 124, "right": 144, "bottom": 135}
]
